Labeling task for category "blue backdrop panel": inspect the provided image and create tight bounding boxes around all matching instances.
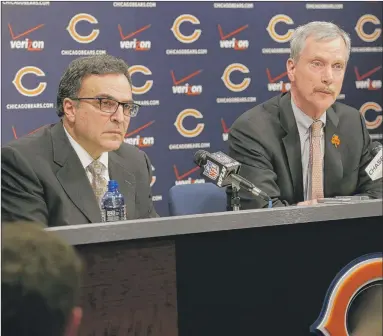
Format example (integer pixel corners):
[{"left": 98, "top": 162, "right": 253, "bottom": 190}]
[{"left": 2, "top": 1, "right": 382, "bottom": 216}]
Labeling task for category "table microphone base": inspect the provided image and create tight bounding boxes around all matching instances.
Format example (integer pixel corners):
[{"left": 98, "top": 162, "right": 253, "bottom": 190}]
[{"left": 231, "top": 185, "right": 241, "bottom": 211}]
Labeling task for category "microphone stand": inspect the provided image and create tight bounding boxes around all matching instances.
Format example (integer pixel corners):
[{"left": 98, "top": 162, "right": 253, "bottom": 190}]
[{"left": 231, "top": 181, "right": 241, "bottom": 211}]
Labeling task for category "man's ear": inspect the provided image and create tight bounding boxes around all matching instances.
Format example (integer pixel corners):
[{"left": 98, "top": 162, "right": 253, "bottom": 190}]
[
  {"left": 286, "top": 58, "right": 296, "bottom": 82},
  {"left": 64, "top": 307, "right": 83, "bottom": 336},
  {"left": 63, "top": 98, "right": 77, "bottom": 122}
]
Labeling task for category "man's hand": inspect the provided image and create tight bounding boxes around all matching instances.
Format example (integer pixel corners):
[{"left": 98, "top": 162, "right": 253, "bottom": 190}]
[{"left": 297, "top": 199, "right": 318, "bottom": 206}]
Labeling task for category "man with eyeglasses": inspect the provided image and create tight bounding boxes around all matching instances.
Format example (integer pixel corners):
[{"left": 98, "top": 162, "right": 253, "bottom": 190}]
[{"left": 2, "top": 54, "right": 159, "bottom": 227}]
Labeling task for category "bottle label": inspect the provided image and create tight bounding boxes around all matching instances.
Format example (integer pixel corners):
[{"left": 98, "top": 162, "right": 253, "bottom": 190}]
[{"left": 101, "top": 205, "right": 127, "bottom": 222}]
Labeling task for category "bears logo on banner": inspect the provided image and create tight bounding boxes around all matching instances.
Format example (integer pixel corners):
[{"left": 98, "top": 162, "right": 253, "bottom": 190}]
[
  {"left": 128, "top": 65, "right": 153, "bottom": 95},
  {"left": 355, "top": 14, "right": 382, "bottom": 43},
  {"left": 359, "top": 102, "right": 382, "bottom": 130},
  {"left": 12, "top": 66, "right": 47, "bottom": 96},
  {"left": 174, "top": 109, "right": 205, "bottom": 138},
  {"left": 221, "top": 63, "right": 251, "bottom": 92},
  {"left": 66, "top": 13, "right": 99, "bottom": 43},
  {"left": 266, "top": 14, "right": 295, "bottom": 43},
  {"left": 171, "top": 14, "right": 202, "bottom": 43}
]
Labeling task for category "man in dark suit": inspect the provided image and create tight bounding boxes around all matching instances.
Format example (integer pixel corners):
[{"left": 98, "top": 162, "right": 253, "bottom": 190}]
[
  {"left": 228, "top": 21, "right": 382, "bottom": 209},
  {"left": 2, "top": 54, "right": 158, "bottom": 226}
]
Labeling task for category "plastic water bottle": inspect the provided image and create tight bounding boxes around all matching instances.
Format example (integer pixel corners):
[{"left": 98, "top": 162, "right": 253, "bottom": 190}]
[{"left": 100, "top": 180, "right": 127, "bottom": 222}]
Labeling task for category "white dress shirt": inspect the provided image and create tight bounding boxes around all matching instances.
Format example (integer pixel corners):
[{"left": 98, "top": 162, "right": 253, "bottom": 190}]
[
  {"left": 63, "top": 126, "right": 110, "bottom": 184},
  {"left": 291, "top": 98, "right": 326, "bottom": 201}
]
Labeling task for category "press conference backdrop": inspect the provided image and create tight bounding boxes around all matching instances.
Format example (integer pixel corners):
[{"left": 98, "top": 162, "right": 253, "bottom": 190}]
[{"left": 1, "top": 1, "right": 382, "bottom": 216}]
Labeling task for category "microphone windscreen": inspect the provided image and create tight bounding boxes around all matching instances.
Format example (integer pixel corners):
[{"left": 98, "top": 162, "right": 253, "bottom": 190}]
[
  {"left": 371, "top": 142, "right": 383, "bottom": 157},
  {"left": 194, "top": 150, "right": 208, "bottom": 166}
]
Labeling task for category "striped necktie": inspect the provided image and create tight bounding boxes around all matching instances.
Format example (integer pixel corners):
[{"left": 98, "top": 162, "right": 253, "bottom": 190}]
[{"left": 310, "top": 120, "right": 324, "bottom": 200}]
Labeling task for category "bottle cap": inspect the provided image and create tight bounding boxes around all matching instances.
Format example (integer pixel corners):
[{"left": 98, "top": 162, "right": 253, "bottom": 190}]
[{"left": 108, "top": 180, "right": 119, "bottom": 191}]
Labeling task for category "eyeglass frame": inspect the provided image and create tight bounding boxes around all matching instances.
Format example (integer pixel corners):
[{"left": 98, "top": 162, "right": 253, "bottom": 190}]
[{"left": 69, "top": 96, "right": 141, "bottom": 117}]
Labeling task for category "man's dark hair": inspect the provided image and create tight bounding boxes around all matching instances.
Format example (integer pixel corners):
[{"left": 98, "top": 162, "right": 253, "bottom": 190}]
[
  {"left": 56, "top": 54, "right": 132, "bottom": 117},
  {"left": 1, "top": 222, "right": 83, "bottom": 336}
]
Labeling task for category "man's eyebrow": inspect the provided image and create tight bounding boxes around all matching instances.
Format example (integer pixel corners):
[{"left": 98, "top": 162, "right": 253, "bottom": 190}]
[
  {"left": 311, "top": 55, "right": 346, "bottom": 64},
  {"left": 96, "top": 93, "right": 134, "bottom": 103},
  {"left": 95, "top": 93, "right": 116, "bottom": 100}
]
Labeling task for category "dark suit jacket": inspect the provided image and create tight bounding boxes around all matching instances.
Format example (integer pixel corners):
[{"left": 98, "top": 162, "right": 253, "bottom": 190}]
[
  {"left": 1, "top": 122, "right": 159, "bottom": 226},
  {"left": 227, "top": 92, "right": 382, "bottom": 209}
]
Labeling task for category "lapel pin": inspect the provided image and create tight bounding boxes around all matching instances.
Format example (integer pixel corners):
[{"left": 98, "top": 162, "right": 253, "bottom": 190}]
[{"left": 331, "top": 134, "right": 340, "bottom": 148}]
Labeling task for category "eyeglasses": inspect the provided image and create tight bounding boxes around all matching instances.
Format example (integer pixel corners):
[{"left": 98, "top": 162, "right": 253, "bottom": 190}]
[{"left": 70, "top": 97, "right": 140, "bottom": 117}]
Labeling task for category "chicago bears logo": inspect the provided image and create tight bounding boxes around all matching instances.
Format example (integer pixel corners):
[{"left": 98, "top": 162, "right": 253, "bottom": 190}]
[
  {"left": 128, "top": 65, "right": 153, "bottom": 95},
  {"left": 12, "top": 66, "right": 47, "bottom": 96},
  {"left": 266, "top": 14, "right": 295, "bottom": 43},
  {"left": 174, "top": 109, "right": 204, "bottom": 138},
  {"left": 311, "top": 253, "right": 382, "bottom": 336},
  {"left": 355, "top": 14, "right": 381, "bottom": 43},
  {"left": 221, "top": 63, "right": 251, "bottom": 92},
  {"left": 171, "top": 14, "right": 201, "bottom": 43},
  {"left": 66, "top": 13, "right": 99, "bottom": 43},
  {"left": 359, "top": 102, "right": 382, "bottom": 130}
]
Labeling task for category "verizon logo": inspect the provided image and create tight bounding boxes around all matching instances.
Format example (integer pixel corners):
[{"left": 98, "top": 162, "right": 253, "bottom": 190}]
[
  {"left": 118, "top": 24, "right": 152, "bottom": 51},
  {"left": 120, "top": 39, "right": 151, "bottom": 50},
  {"left": 354, "top": 65, "right": 382, "bottom": 91},
  {"left": 10, "top": 38, "right": 44, "bottom": 50},
  {"left": 8, "top": 23, "right": 45, "bottom": 51},
  {"left": 171, "top": 69, "right": 203, "bottom": 96}
]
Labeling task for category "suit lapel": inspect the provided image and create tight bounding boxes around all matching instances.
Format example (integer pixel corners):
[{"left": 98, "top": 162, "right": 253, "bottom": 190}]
[
  {"left": 109, "top": 152, "right": 136, "bottom": 219},
  {"left": 51, "top": 123, "right": 102, "bottom": 223},
  {"left": 324, "top": 107, "right": 343, "bottom": 196},
  {"left": 280, "top": 93, "right": 304, "bottom": 202}
]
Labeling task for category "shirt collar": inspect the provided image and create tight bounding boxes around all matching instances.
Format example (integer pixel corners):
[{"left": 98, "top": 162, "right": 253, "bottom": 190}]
[
  {"left": 63, "top": 126, "right": 108, "bottom": 170},
  {"left": 291, "top": 97, "right": 327, "bottom": 134}
]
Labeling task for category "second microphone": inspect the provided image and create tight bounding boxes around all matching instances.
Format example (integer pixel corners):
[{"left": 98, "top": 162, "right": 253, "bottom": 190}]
[{"left": 194, "top": 150, "right": 270, "bottom": 202}]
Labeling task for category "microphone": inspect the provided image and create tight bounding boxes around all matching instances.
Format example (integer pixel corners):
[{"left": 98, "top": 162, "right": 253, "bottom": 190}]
[
  {"left": 365, "top": 142, "right": 382, "bottom": 181},
  {"left": 371, "top": 141, "right": 382, "bottom": 157},
  {"left": 194, "top": 150, "right": 270, "bottom": 201}
]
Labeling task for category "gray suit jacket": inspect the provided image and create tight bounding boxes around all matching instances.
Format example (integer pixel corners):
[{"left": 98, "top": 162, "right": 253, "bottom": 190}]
[
  {"left": 227, "top": 92, "right": 382, "bottom": 209},
  {"left": 2, "top": 122, "right": 159, "bottom": 226}
]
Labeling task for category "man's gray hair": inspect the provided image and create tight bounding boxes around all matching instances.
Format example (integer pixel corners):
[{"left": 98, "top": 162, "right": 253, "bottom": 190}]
[
  {"left": 290, "top": 21, "right": 351, "bottom": 63},
  {"left": 56, "top": 54, "right": 132, "bottom": 117}
]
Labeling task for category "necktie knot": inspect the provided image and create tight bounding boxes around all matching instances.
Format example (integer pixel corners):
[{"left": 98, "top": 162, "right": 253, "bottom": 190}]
[
  {"left": 88, "top": 160, "right": 106, "bottom": 176},
  {"left": 311, "top": 120, "right": 323, "bottom": 137}
]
